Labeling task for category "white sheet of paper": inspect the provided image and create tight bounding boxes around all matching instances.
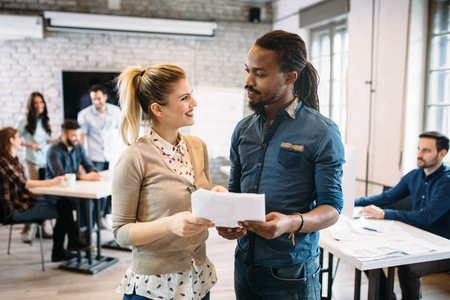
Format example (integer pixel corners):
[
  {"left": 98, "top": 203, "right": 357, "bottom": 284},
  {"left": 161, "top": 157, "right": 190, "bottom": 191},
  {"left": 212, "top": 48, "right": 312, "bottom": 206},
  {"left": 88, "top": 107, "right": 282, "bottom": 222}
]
[{"left": 191, "top": 188, "right": 265, "bottom": 227}]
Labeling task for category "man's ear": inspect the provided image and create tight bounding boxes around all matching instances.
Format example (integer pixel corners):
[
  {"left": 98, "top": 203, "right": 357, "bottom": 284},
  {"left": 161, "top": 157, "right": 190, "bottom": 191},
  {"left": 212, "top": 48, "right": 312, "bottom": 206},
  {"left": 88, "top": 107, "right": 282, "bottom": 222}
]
[
  {"left": 438, "top": 149, "right": 448, "bottom": 160},
  {"left": 285, "top": 71, "right": 298, "bottom": 86},
  {"left": 150, "top": 103, "right": 164, "bottom": 118}
]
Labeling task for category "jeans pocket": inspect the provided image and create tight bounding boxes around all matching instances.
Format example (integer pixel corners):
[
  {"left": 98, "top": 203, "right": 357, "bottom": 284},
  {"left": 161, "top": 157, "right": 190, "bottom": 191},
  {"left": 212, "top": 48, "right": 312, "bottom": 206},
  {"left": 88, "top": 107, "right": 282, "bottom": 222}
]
[
  {"left": 277, "top": 147, "right": 303, "bottom": 169},
  {"left": 271, "top": 264, "right": 306, "bottom": 281}
]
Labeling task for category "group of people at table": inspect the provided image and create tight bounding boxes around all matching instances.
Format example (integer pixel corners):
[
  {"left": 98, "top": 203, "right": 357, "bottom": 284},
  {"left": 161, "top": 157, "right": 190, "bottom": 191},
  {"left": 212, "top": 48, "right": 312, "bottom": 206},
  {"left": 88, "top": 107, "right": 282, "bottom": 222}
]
[{"left": 0, "top": 30, "right": 449, "bottom": 300}]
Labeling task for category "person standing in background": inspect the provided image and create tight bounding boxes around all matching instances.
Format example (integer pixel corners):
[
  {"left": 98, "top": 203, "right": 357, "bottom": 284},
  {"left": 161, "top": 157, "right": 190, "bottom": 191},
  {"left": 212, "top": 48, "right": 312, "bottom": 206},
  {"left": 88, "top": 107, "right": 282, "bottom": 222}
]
[
  {"left": 77, "top": 84, "right": 121, "bottom": 230},
  {"left": 15, "top": 92, "right": 59, "bottom": 242}
]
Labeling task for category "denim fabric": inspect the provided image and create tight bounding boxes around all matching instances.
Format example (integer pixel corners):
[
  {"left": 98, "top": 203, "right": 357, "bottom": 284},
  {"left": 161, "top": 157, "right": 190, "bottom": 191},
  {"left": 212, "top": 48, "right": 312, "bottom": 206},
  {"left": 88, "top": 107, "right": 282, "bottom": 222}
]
[
  {"left": 45, "top": 140, "right": 97, "bottom": 179},
  {"left": 10, "top": 197, "right": 58, "bottom": 222},
  {"left": 229, "top": 102, "right": 344, "bottom": 266},
  {"left": 355, "top": 164, "right": 450, "bottom": 239},
  {"left": 122, "top": 289, "right": 210, "bottom": 300},
  {"left": 234, "top": 248, "right": 321, "bottom": 300}
]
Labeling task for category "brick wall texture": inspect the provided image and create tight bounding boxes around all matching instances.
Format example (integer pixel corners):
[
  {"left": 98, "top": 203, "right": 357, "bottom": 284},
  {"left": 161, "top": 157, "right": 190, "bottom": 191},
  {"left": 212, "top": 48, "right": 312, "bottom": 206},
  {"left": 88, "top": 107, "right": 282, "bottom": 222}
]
[{"left": 0, "top": 0, "right": 272, "bottom": 134}]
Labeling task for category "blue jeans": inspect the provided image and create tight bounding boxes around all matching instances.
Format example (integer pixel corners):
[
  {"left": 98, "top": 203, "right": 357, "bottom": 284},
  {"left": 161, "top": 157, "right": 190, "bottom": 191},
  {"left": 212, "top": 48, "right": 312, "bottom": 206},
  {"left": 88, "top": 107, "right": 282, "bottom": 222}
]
[
  {"left": 10, "top": 197, "right": 58, "bottom": 222},
  {"left": 234, "top": 248, "right": 321, "bottom": 300},
  {"left": 123, "top": 289, "right": 210, "bottom": 300}
]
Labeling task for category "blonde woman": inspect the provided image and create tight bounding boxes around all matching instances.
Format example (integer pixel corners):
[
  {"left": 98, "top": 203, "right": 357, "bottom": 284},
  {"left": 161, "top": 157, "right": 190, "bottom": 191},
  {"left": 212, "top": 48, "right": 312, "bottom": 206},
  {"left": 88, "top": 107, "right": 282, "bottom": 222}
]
[{"left": 113, "top": 65, "right": 218, "bottom": 300}]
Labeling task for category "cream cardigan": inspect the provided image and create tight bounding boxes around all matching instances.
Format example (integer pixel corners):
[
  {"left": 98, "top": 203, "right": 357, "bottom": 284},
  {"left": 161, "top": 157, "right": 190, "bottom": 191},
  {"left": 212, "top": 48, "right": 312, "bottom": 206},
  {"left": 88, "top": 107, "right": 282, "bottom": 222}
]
[{"left": 112, "top": 134, "right": 211, "bottom": 275}]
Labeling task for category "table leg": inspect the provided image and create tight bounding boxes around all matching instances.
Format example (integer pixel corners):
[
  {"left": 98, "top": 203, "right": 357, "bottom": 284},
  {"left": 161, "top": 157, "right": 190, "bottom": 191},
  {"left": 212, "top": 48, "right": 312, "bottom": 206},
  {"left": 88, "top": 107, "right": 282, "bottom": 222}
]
[
  {"left": 354, "top": 269, "right": 361, "bottom": 300},
  {"left": 327, "top": 253, "right": 333, "bottom": 300},
  {"left": 368, "top": 269, "right": 380, "bottom": 300},
  {"left": 58, "top": 197, "right": 118, "bottom": 274},
  {"left": 386, "top": 267, "right": 395, "bottom": 300}
]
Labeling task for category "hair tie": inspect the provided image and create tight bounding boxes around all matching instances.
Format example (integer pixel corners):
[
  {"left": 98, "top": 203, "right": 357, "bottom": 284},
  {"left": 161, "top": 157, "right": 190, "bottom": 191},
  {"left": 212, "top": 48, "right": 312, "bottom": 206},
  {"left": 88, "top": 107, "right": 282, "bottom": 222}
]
[{"left": 140, "top": 69, "right": 146, "bottom": 76}]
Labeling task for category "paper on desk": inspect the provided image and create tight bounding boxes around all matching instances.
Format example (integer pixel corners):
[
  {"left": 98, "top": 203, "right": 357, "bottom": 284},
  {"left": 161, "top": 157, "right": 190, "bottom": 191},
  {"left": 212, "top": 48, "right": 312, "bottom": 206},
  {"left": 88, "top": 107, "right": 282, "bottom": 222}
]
[{"left": 191, "top": 188, "right": 265, "bottom": 227}]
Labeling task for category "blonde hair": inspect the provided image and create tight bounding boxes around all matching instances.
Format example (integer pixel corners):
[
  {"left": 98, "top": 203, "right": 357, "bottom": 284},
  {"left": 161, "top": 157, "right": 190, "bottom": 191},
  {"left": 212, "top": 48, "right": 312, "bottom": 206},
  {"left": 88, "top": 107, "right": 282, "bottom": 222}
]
[{"left": 116, "top": 64, "right": 186, "bottom": 145}]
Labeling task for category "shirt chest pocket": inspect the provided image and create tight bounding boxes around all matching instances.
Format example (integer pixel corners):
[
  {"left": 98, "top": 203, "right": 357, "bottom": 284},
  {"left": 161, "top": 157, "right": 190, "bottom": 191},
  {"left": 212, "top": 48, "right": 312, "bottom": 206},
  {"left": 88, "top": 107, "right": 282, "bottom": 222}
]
[{"left": 277, "top": 143, "right": 304, "bottom": 169}]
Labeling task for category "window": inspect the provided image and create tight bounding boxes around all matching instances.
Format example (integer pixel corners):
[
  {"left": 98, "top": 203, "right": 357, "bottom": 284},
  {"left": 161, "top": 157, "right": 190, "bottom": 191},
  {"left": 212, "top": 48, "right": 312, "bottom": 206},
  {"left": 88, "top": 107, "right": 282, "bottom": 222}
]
[
  {"left": 310, "top": 21, "right": 348, "bottom": 142},
  {"left": 426, "top": 0, "right": 450, "bottom": 137}
]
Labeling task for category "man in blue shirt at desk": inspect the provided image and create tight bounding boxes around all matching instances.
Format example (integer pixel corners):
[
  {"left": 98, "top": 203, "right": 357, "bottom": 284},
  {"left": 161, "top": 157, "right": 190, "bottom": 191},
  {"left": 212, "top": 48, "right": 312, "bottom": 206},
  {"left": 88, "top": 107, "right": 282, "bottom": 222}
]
[
  {"left": 356, "top": 131, "right": 450, "bottom": 300},
  {"left": 46, "top": 119, "right": 101, "bottom": 260},
  {"left": 217, "top": 30, "right": 345, "bottom": 299}
]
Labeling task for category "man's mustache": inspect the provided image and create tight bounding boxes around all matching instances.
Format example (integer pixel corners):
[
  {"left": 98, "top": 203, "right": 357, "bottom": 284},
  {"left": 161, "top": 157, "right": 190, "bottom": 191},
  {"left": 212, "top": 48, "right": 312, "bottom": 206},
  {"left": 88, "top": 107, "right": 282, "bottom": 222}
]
[{"left": 245, "top": 85, "right": 260, "bottom": 94}]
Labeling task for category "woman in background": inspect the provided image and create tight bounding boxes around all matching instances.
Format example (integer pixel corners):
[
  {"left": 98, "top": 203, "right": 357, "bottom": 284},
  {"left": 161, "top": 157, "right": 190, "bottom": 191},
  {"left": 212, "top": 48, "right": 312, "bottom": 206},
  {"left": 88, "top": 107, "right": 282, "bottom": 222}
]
[
  {"left": 113, "top": 64, "right": 217, "bottom": 300},
  {"left": 15, "top": 92, "right": 58, "bottom": 242}
]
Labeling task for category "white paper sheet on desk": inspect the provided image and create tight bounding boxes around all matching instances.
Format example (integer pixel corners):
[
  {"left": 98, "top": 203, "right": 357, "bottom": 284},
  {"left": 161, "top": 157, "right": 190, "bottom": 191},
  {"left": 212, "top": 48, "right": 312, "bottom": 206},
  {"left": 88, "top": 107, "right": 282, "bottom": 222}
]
[{"left": 191, "top": 188, "right": 265, "bottom": 227}]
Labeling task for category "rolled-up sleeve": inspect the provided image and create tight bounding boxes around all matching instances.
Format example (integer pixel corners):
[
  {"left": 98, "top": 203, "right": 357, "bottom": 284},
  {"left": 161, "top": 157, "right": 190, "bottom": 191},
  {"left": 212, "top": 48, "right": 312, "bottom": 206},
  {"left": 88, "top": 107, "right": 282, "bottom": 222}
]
[{"left": 314, "top": 124, "right": 345, "bottom": 213}]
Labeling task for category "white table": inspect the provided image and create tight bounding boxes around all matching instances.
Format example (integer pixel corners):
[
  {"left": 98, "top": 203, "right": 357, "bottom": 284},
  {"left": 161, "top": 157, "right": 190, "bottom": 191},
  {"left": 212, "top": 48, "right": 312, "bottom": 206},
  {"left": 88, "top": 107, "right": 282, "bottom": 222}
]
[
  {"left": 319, "top": 219, "right": 450, "bottom": 300},
  {"left": 31, "top": 173, "right": 118, "bottom": 274}
]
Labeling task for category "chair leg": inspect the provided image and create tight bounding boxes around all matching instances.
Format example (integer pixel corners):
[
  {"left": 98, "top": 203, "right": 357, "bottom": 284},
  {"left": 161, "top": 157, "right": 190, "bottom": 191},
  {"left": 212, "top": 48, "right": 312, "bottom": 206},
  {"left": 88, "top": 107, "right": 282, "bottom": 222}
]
[
  {"left": 8, "top": 225, "right": 13, "bottom": 255},
  {"left": 37, "top": 224, "right": 45, "bottom": 271}
]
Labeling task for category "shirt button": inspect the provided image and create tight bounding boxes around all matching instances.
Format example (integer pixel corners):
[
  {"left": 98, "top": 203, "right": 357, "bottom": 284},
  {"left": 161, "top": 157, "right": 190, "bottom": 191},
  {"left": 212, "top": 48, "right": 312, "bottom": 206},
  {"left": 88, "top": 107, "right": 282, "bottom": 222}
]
[
  {"left": 257, "top": 163, "right": 261, "bottom": 167},
  {"left": 262, "top": 143, "right": 266, "bottom": 147},
  {"left": 422, "top": 195, "right": 425, "bottom": 198},
  {"left": 254, "top": 185, "right": 257, "bottom": 189},
  {"left": 425, "top": 182, "right": 428, "bottom": 185}
]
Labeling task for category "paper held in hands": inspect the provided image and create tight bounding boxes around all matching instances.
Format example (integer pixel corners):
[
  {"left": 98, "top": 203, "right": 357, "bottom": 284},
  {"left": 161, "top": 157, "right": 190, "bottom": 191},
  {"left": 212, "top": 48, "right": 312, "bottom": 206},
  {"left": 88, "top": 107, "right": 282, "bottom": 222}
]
[{"left": 191, "top": 188, "right": 266, "bottom": 228}]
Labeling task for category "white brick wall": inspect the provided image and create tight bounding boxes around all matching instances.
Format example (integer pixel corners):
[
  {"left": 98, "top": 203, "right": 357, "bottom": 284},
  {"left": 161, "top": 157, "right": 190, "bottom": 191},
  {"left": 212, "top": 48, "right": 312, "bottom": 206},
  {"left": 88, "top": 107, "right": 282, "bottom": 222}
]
[{"left": 0, "top": 23, "right": 270, "bottom": 137}]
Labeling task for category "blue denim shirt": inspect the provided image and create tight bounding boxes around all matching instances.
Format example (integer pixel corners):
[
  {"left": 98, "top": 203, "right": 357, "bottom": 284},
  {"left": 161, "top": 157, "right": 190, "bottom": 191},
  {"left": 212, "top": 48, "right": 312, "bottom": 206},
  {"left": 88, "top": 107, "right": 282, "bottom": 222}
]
[
  {"left": 229, "top": 101, "right": 345, "bottom": 267},
  {"left": 45, "top": 140, "right": 97, "bottom": 179},
  {"left": 355, "top": 164, "right": 450, "bottom": 239}
]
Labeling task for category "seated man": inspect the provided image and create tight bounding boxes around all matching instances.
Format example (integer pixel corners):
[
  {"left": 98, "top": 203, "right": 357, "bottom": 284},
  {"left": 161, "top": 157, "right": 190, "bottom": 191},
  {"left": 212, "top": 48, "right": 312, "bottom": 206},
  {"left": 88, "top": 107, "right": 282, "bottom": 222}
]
[
  {"left": 355, "top": 131, "right": 450, "bottom": 300},
  {"left": 46, "top": 119, "right": 102, "bottom": 250}
]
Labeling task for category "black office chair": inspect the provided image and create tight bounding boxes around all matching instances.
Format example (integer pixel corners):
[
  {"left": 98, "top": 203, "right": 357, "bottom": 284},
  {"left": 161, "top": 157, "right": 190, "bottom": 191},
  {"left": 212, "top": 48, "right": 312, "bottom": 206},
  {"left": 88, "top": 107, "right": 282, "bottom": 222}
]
[
  {"left": 381, "top": 186, "right": 412, "bottom": 211},
  {"left": 3, "top": 218, "right": 49, "bottom": 271}
]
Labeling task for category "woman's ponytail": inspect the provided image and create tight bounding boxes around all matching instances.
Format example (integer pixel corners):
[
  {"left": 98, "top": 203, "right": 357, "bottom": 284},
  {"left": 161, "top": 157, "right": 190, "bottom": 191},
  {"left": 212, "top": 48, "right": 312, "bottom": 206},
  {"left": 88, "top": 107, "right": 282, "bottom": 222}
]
[{"left": 116, "top": 67, "right": 145, "bottom": 146}]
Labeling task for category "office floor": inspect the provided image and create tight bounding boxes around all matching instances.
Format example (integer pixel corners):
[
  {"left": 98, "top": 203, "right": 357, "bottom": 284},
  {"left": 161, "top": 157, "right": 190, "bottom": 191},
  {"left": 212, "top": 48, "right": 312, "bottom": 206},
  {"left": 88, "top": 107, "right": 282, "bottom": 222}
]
[{"left": 0, "top": 225, "right": 449, "bottom": 300}]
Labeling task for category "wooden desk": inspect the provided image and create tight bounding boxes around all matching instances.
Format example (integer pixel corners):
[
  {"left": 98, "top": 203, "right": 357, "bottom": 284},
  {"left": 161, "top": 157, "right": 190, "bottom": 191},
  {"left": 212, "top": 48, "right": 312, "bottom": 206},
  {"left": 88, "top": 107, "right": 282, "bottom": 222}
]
[
  {"left": 319, "top": 219, "right": 450, "bottom": 300},
  {"left": 31, "top": 174, "right": 119, "bottom": 274}
]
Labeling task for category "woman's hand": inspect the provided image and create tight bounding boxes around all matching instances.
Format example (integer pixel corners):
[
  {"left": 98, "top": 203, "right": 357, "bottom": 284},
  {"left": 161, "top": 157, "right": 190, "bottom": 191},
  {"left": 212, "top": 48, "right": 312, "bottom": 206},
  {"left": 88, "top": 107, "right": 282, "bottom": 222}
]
[
  {"left": 170, "top": 211, "right": 215, "bottom": 237},
  {"left": 212, "top": 185, "right": 228, "bottom": 192},
  {"left": 31, "top": 143, "right": 41, "bottom": 151},
  {"left": 50, "top": 175, "right": 66, "bottom": 186}
]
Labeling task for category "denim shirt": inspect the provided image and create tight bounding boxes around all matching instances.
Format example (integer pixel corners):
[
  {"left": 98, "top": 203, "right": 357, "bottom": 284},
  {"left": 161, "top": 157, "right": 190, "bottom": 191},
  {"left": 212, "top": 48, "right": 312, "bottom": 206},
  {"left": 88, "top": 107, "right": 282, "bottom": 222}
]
[
  {"left": 45, "top": 140, "right": 97, "bottom": 179},
  {"left": 355, "top": 164, "right": 450, "bottom": 239},
  {"left": 229, "top": 101, "right": 345, "bottom": 267}
]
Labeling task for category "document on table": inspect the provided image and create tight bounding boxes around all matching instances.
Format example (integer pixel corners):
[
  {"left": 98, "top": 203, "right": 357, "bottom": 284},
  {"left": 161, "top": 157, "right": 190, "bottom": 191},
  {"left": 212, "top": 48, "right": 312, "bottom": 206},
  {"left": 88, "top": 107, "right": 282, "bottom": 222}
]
[{"left": 191, "top": 188, "right": 265, "bottom": 227}]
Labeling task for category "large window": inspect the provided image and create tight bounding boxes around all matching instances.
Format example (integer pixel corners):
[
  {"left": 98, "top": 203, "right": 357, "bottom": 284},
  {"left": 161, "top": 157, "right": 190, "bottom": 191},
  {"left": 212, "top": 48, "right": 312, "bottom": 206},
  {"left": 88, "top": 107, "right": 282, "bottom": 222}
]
[
  {"left": 310, "top": 21, "right": 348, "bottom": 141},
  {"left": 426, "top": 0, "right": 449, "bottom": 137}
]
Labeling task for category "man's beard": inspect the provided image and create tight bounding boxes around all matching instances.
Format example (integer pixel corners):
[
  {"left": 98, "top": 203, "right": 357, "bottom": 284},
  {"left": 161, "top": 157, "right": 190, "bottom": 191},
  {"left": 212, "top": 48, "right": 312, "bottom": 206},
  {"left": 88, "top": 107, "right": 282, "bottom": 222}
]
[
  {"left": 67, "top": 138, "right": 76, "bottom": 147},
  {"left": 246, "top": 85, "right": 278, "bottom": 114}
]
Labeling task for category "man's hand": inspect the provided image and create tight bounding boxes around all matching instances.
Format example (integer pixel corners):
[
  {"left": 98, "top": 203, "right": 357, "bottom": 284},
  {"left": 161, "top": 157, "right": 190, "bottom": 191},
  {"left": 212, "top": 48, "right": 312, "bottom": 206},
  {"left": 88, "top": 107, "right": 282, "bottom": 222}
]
[
  {"left": 216, "top": 226, "right": 247, "bottom": 240},
  {"left": 79, "top": 171, "right": 102, "bottom": 181},
  {"left": 359, "top": 205, "right": 385, "bottom": 219},
  {"left": 238, "top": 212, "right": 296, "bottom": 240}
]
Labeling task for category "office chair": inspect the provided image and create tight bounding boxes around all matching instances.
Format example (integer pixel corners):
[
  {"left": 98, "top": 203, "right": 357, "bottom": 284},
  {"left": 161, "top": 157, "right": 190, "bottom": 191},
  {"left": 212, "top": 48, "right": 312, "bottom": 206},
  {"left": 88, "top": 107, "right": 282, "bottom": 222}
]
[
  {"left": 3, "top": 218, "right": 49, "bottom": 271},
  {"left": 381, "top": 186, "right": 412, "bottom": 211}
]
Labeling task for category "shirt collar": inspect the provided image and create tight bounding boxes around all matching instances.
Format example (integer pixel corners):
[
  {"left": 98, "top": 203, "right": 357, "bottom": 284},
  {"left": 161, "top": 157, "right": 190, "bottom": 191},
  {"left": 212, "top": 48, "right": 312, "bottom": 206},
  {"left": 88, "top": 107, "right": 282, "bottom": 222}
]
[
  {"left": 285, "top": 98, "right": 301, "bottom": 119},
  {"left": 149, "top": 129, "right": 187, "bottom": 157},
  {"left": 422, "top": 163, "right": 446, "bottom": 180}
]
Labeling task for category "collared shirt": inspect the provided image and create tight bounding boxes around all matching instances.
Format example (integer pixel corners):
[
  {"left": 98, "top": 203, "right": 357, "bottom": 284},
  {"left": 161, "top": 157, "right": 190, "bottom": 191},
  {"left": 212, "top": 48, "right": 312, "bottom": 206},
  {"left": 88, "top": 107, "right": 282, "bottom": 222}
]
[
  {"left": 355, "top": 164, "right": 450, "bottom": 239},
  {"left": 229, "top": 100, "right": 345, "bottom": 267},
  {"left": 15, "top": 115, "right": 50, "bottom": 166},
  {"left": 0, "top": 157, "right": 36, "bottom": 222},
  {"left": 45, "top": 140, "right": 97, "bottom": 179},
  {"left": 77, "top": 103, "right": 121, "bottom": 162},
  {"left": 149, "top": 129, "right": 194, "bottom": 184}
]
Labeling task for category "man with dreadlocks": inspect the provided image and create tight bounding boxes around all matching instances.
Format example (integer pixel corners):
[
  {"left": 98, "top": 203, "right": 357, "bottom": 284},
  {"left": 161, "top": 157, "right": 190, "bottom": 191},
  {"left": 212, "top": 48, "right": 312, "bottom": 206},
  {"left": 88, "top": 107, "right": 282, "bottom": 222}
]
[{"left": 217, "top": 30, "right": 345, "bottom": 299}]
